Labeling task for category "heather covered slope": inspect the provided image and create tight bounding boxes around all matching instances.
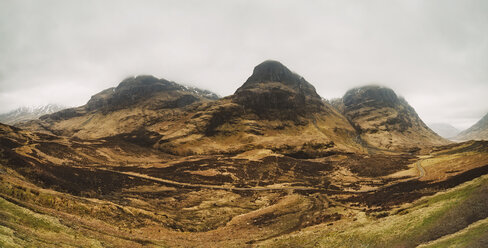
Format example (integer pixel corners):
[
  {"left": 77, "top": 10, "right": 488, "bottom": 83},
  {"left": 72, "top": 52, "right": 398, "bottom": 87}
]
[
  {"left": 19, "top": 75, "right": 219, "bottom": 140},
  {"left": 1, "top": 121, "right": 488, "bottom": 247},
  {"left": 332, "top": 85, "right": 449, "bottom": 151}
]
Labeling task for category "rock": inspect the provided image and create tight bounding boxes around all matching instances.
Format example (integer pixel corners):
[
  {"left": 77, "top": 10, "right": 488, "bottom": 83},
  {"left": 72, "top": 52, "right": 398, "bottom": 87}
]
[{"left": 232, "top": 60, "right": 324, "bottom": 119}]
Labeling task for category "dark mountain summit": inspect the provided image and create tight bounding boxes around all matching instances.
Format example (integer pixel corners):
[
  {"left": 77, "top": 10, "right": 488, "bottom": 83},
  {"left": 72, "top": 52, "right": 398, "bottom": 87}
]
[
  {"left": 236, "top": 60, "right": 315, "bottom": 92},
  {"left": 343, "top": 85, "right": 400, "bottom": 110},
  {"left": 232, "top": 60, "right": 324, "bottom": 119}
]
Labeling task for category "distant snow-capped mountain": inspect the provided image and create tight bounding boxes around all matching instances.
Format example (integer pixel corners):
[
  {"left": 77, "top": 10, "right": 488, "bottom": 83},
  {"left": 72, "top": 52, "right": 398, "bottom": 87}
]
[{"left": 0, "top": 104, "right": 67, "bottom": 125}]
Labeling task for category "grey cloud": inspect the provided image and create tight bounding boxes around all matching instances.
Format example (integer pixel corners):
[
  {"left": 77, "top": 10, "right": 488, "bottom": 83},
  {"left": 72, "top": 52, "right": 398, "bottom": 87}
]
[{"left": 0, "top": 0, "right": 487, "bottom": 129}]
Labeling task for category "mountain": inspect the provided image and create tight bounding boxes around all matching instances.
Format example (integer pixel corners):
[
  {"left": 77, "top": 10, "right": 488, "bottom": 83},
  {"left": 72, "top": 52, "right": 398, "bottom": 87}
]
[
  {"left": 19, "top": 62, "right": 448, "bottom": 155},
  {"left": 455, "top": 112, "right": 488, "bottom": 141},
  {"left": 232, "top": 60, "right": 324, "bottom": 118},
  {"left": 3, "top": 62, "right": 488, "bottom": 247},
  {"left": 428, "top": 123, "right": 460, "bottom": 139},
  {"left": 332, "top": 85, "right": 449, "bottom": 150},
  {"left": 20, "top": 61, "right": 362, "bottom": 156},
  {"left": 0, "top": 104, "right": 66, "bottom": 125},
  {"left": 159, "top": 60, "right": 363, "bottom": 156},
  {"left": 3, "top": 106, "right": 488, "bottom": 247},
  {"left": 20, "top": 75, "right": 220, "bottom": 139}
]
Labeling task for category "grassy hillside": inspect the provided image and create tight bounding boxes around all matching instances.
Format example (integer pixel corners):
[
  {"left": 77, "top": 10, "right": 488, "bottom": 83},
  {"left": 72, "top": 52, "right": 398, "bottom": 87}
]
[{"left": 257, "top": 174, "right": 488, "bottom": 248}]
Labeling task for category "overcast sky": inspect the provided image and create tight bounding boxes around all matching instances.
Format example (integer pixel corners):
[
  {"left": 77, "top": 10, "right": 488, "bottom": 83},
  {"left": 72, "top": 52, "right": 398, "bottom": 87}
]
[{"left": 1, "top": 0, "right": 487, "bottom": 130}]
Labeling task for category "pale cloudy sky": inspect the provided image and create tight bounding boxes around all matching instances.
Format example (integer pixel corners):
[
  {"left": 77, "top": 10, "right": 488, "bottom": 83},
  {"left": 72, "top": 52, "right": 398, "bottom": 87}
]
[{"left": 0, "top": 0, "right": 487, "bottom": 129}]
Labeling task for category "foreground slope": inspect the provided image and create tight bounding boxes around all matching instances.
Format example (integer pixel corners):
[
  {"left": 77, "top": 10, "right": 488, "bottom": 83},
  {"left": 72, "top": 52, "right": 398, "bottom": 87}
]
[
  {"left": 332, "top": 85, "right": 449, "bottom": 151},
  {"left": 1, "top": 121, "right": 488, "bottom": 247},
  {"left": 455, "top": 112, "right": 488, "bottom": 141}
]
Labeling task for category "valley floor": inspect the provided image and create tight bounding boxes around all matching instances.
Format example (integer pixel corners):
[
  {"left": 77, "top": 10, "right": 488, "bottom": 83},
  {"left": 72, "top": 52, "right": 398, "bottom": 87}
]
[{"left": 1, "top": 127, "right": 488, "bottom": 247}]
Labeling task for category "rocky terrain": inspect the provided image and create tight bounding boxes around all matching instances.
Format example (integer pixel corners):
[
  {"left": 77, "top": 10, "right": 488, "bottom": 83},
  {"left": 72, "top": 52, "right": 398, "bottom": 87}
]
[
  {"left": 332, "top": 85, "right": 449, "bottom": 151},
  {"left": 1, "top": 61, "right": 487, "bottom": 247},
  {"left": 0, "top": 104, "right": 66, "bottom": 125},
  {"left": 455, "top": 112, "right": 488, "bottom": 141}
]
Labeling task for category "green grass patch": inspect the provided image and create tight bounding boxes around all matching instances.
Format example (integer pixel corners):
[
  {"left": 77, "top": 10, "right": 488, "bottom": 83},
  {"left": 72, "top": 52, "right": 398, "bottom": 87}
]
[
  {"left": 0, "top": 197, "right": 63, "bottom": 233},
  {"left": 420, "top": 217, "right": 488, "bottom": 248}
]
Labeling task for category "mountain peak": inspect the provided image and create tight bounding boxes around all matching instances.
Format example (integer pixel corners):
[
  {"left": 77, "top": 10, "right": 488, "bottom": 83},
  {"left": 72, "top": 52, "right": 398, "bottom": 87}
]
[
  {"left": 343, "top": 85, "right": 400, "bottom": 109},
  {"left": 249, "top": 60, "right": 294, "bottom": 81},
  {"left": 238, "top": 60, "right": 306, "bottom": 91},
  {"left": 338, "top": 84, "right": 448, "bottom": 150},
  {"left": 232, "top": 60, "right": 324, "bottom": 118}
]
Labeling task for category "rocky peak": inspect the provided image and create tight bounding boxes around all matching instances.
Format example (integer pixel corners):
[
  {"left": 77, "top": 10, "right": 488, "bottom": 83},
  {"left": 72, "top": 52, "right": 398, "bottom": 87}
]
[
  {"left": 343, "top": 85, "right": 400, "bottom": 110},
  {"left": 241, "top": 60, "right": 300, "bottom": 86},
  {"left": 232, "top": 60, "right": 324, "bottom": 119},
  {"left": 236, "top": 60, "right": 319, "bottom": 96}
]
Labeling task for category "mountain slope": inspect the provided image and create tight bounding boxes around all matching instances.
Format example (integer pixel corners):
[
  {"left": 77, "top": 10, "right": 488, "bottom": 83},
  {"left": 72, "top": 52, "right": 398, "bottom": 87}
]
[
  {"left": 455, "top": 113, "right": 488, "bottom": 141},
  {"left": 428, "top": 123, "right": 460, "bottom": 139},
  {"left": 18, "top": 63, "right": 449, "bottom": 155},
  {"left": 19, "top": 75, "right": 219, "bottom": 139},
  {"left": 19, "top": 61, "right": 363, "bottom": 156},
  {"left": 0, "top": 104, "right": 66, "bottom": 125},
  {"left": 153, "top": 60, "right": 363, "bottom": 156},
  {"left": 332, "top": 85, "right": 449, "bottom": 151}
]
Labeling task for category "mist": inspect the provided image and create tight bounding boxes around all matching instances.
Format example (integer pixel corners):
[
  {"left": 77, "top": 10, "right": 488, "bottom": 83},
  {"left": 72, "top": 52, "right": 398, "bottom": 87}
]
[{"left": 1, "top": 0, "right": 487, "bottom": 129}]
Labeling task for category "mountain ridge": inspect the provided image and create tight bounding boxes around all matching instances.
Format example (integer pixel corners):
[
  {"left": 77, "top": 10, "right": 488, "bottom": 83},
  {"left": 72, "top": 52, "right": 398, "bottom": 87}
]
[
  {"left": 0, "top": 104, "right": 66, "bottom": 125},
  {"left": 332, "top": 85, "right": 449, "bottom": 150},
  {"left": 455, "top": 112, "right": 488, "bottom": 141},
  {"left": 17, "top": 61, "right": 447, "bottom": 155}
]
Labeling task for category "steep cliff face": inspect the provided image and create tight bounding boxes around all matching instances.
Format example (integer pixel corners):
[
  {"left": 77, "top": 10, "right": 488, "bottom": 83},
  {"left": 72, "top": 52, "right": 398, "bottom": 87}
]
[
  {"left": 232, "top": 60, "right": 324, "bottom": 119},
  {"left": 337, "top": 85, "right": 449, "bottom": 150},
  {"left": 455, "top": 113, "right": 488, "bottom": 141}
]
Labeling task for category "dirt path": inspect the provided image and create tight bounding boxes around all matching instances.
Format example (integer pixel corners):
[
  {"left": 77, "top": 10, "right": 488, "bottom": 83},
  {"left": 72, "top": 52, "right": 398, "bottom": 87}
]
[
  {"left": 98, "top": 160, "right": 427, "bottom": 193},
  {"left": 100, "top": 168, "right": 325, "bottom": 192},
  {"left": 416, "top": 161, "right": 426, "bottom": 178}
]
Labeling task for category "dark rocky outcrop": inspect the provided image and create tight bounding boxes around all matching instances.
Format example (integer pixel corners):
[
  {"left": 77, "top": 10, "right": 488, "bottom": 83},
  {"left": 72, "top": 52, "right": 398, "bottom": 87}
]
[{"left": 232, "top": 60, "right": 324, "bottom": 119}]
